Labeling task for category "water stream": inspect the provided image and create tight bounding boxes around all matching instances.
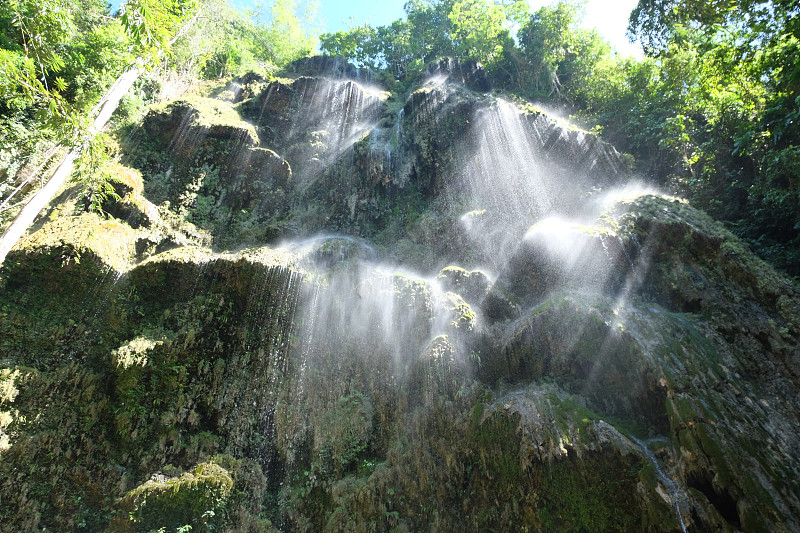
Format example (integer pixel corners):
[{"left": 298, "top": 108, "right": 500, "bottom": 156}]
[{"left": 630, "top": 435, "right": 689, "bottom": 533}]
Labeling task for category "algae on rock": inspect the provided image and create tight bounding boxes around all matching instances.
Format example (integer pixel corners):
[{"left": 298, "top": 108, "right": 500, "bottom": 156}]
[{"left": 0, "top": 59, "right": 799, "bottom": 533}]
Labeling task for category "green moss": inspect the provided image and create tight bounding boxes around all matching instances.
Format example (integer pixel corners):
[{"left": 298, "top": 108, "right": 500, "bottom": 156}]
[
  {"left": 116, "top": 461, "right": 233, "bottom": 532},
  {"left": 14, "top": 213, "right": 140, "bottom": 273},
  {"left": 539, "top": 450, "right": 641, "bottom": 532},
  {"left": 149, "top": 97, "right": 259, "bottom": 145},
  {"left": 740, "top": 505, "right": 771, "bottom": 533},
  {"left": 667, "top": 396, "right": 701, "bottom": 430},
  {"left": 0, "top": 368, "right": 21, "bottom": 451},
  {"left": 548, "top": 394, "right": 602, "bottom": 440},
  {"left": 315, "top": 392, "right": 376, "bottom": 477},
  {"left": 694, "top": 423, "right": 734, "bottom": 488},
  {"left": 470, "top": 411, "right": 524, "bottom": 486},
  {"left": 637, "top": 462, "right": 681, "bottom": 531}
]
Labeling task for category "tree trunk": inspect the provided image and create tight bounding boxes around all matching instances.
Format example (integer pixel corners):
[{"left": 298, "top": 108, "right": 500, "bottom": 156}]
[{"left": 0, "top": 65, "right": 143, "bottom": 266}]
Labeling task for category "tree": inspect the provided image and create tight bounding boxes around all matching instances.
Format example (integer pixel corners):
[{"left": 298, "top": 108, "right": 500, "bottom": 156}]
[
  {"left": 404, "top": 0, "right": 457, "bottom": 63},
  {"left": 319, "top": 25, "right": 379, "bottom": 69},
  {"left": 263, "top": 0, "right": 318, "bottom": 66},
  {"left": 448, "top": 0, "right": 508, "bottom": 66},
  {"left": 0, "top": 0, "right": 199, "bottom": 265},
  {"left": 517, "top": 2, "right": 581, "bottom": 95},
  {"left": 625, "top": 0, "right": 800, "bottom": 275}
]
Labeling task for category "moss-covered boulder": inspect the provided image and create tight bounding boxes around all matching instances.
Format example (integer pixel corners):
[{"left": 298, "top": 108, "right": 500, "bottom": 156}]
[
  {"left": 2, "top": 64, "right": 800, "bottom": 533},
  {"left": 436, "top": 265, "right": 491, "bottom": 304},
  {"left": 114, "top": 461, "right": 234, "bottom": 532},
  {"left": 142, "top": 97, "right": 259, "bottom": 147},
  {"left": 499, "top": 217, "right": 628, "bottom": 307},
  {"left": 132, "top": 96, "right": 295, "bottom": 247}
]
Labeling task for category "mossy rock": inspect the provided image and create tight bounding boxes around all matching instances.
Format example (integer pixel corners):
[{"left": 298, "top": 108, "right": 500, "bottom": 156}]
[
  {"left": 114, "top": 461, "right": 233, "bottom": 532},
  {"left": 11, "top": 212, "right": 141, "bottom": 274},
  {"left": 436, "top": 265, "right": 491, "bottom": 304},
  {"left": 611, "top": 194, "right": 800, "bottom": 324},
  {"left": 216, "top": 71, "right": 270, "bottom": 104},
  {"left": 407, "top": 335, "right": 467, "bottom": 407},
  {"left": 238, "top": 76, "right": 387, "bottom": 157},
  {"left": 144, "top": 97, "right": 259, "bottom": 147},
  {"left": 478, "top": 292, "right": 670, "bottom": 435}
]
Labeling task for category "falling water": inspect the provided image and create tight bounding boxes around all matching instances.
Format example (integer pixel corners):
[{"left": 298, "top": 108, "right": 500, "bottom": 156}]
[
  {"left": 123, "top": 69, "right": 703, "bottom": 527},
  {"left": 630, "top": 435, "right": 689, "bottom": 533},
  {"left": 254, "top": 77, "right": 384, "bottom": 188},
  {"left": 451, "top": 99, "right": 592, "bottom": 270},
  {"left": 459, "top": 100, "right": 552, "bottom": 219}
]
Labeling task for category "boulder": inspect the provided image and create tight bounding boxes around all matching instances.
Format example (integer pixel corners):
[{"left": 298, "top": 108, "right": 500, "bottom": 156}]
[
  {"left": 436, "top": 265, "right": 491, "bottom": 303},
  {"left": 498, "top": 217, "right": 628, "bottom": 307}
]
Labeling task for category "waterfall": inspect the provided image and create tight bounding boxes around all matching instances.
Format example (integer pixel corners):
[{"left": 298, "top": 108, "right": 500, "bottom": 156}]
[{"left": 630, "top": 435, "right": 689, "bottom": 533}]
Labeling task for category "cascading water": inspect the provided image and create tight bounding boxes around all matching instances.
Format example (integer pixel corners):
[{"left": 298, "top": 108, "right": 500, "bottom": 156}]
[
  {"left": 5, "top": 59, "right": 800, "bottom": 533},
  {"left": 630, "top": 435, "right": 689, "bottom": 533},
  {"left": 251, "top": 77, "right": 385, "bottom": 187},
  {"left": 451, "top": 100, "right": 553, "bottom": 268},
  {"left": 441, "top": 95, "right": 629, "bottom": 277},
  {"left": 286, "top": 236, "right": 466, "bottom": 384},
  {"left": 458, "top": 100, "right": 553, "bottom": 218}
]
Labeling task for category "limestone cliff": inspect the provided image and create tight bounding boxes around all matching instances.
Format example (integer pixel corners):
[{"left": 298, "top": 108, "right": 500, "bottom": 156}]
[{"left": 0, "top": 59, "right": 797, "bottom": 533}]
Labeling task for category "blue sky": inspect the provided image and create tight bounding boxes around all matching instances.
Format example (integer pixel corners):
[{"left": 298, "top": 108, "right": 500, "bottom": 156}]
[{"left": 314, "top": 0, "right": 406, "bottom": 32}]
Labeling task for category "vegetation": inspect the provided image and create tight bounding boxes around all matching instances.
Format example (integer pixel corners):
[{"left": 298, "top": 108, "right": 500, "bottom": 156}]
[
  {"left": 0, "top": 0, "right": 316, "bottom": 235},
  {"left": 317, "top": 0, "right": 800, "bottom": 278},
  {"left": 2, "top": 0, "right": 797, "bottom": 276},
  {"left": 3, "top": 1, "right": 800, "bottom": 531}
]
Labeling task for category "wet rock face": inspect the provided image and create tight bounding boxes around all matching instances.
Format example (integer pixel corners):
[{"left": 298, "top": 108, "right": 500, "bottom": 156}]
[
  {"left": 284, "top": 55, "right": 375, "bottom": 82},
  {"left": 132, "top": 59, "right": 628, "bottom": 254},
  {"left": 520, "top": 112, "right": 628, "bottom": 184},
  {"left": 237, "top": 76, "right": 385, "bottom": 174},
  {"left": 425, "top": 58, "right": 491, "bottom": 92},
  {"left": 499, "top": 221, "right": 628, "bottom": 307},
  {"left": 2, "top": 58, "right": 800, "bottom": 533}
]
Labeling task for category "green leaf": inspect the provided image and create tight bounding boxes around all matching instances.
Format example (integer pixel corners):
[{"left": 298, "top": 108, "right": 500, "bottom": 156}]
[{"left": 48, "top": 52, "right": 65, "bottom": 72}]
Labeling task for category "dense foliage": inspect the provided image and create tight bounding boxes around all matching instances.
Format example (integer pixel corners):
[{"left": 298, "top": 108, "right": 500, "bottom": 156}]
[
  {"left": 622, "top": 0, "right": 800, "bottom": 276},
  {"left": 319, "top": 0, "right": 800, "bottom": 278},
  {"left": 2, "top": 0, "right": 798, "bottom": 277},
  {"left": 0, "top": 0, "right": 316, "bottom": 229}
]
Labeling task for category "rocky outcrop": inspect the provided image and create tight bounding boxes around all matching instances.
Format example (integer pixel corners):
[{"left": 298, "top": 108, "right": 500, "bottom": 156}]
[
  {"left": 425, "top": 58, "right": 491, "bottom": 92},
  {"left": 283, "top": 55, "right": 376, "bottom": 82},
  {"left": 1, "top": 58, "right": 798, "bottom": 533}
]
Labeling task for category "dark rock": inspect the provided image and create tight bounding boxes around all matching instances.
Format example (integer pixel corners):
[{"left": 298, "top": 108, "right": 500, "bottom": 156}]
[
  {"left": 436, "top": 266, "right": 491, "bottom": 303},
  {"left": 520, "top": 110, "right": 628, "bottom": 185},
  {"left": 426, "top": 58, "right": 491, "bottom": 92},
  {"left": 481, "top": 280, "right": 521, "bottom": 323},
  {"left": 217, "top": 72, "right": 269, "bottom": 104},
  {"left": 284, "top": 55, "right": 376, "bottom": 83}
]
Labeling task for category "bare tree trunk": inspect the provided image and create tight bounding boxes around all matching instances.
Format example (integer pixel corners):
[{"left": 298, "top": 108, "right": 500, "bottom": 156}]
[
  {"left": 0, "top": 66, "right": 143, "bottom": 266},
  {"left": 0, "top": 2, "right": 205, "bottom": 267}
]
